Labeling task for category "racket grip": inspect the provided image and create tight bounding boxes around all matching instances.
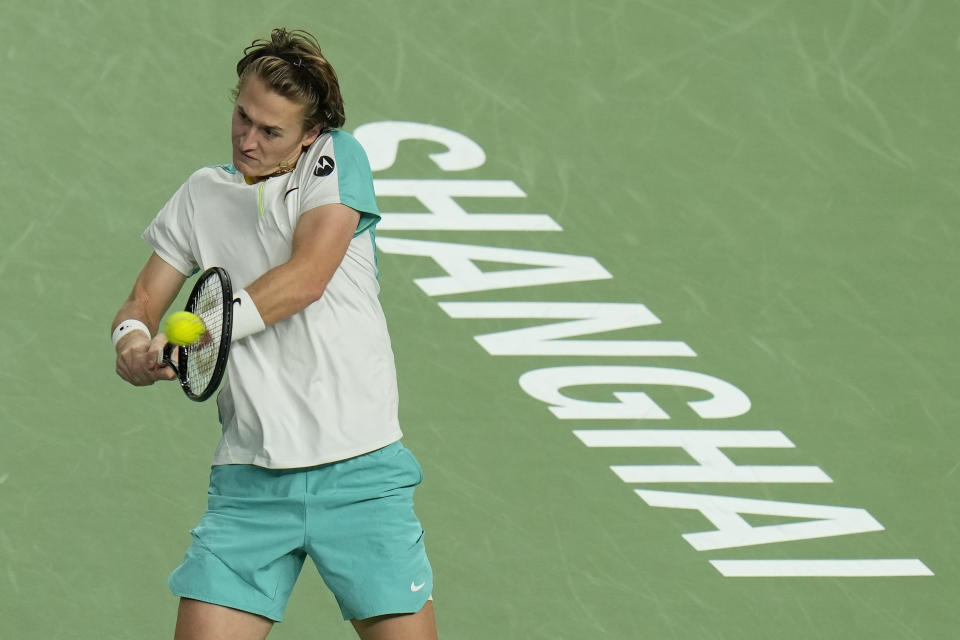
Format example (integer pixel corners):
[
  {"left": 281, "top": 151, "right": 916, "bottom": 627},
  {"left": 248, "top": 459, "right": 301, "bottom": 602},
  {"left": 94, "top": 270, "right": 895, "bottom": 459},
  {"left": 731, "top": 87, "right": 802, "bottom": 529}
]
[{"left": 160, "top": 342, "right": 178, "bottom": 373}]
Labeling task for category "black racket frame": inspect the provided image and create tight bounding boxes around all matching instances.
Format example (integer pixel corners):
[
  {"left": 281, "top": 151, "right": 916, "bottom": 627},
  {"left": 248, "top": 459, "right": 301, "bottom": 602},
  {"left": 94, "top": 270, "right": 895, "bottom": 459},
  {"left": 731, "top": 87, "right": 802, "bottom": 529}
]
[{"left": 162, "top": 266, "right": 233, "bottom": 402}]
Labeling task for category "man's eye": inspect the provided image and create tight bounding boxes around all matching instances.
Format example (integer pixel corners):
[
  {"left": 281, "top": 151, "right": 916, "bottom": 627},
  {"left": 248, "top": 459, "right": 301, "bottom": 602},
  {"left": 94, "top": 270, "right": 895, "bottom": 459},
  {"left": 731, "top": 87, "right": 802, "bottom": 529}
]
[{"left": 264, "top": 129, "right": 278, "bottom": 138}]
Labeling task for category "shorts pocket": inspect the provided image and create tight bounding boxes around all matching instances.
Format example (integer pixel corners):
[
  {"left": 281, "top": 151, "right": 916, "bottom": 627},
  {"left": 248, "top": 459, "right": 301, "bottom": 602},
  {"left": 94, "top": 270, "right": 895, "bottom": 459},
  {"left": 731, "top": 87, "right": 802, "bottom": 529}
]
[{"left": 399, "top": 446, "right": 424, "bottom": 486}]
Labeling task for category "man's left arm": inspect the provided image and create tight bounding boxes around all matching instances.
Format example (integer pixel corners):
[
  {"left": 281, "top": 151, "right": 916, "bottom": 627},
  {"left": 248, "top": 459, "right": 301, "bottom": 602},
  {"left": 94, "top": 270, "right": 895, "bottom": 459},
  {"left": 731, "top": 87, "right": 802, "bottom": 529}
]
[{"left": 243, "top": 202, "right": 361, "bottom": 325}]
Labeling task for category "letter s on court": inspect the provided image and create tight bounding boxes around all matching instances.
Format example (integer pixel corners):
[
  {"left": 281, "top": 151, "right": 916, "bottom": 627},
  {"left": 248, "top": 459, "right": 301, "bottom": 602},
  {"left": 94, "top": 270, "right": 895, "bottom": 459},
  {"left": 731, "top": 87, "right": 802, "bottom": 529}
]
[{"left": 353, "top": 121, "right": 487, "bottom": 172}]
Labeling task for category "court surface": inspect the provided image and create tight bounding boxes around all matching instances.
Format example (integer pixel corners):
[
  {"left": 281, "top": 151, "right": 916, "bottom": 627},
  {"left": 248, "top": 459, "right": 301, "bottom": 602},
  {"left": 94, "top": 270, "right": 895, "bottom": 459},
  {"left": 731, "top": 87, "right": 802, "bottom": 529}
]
[{"left": 1, "top": 1, "right": 957, "bottom": 638}]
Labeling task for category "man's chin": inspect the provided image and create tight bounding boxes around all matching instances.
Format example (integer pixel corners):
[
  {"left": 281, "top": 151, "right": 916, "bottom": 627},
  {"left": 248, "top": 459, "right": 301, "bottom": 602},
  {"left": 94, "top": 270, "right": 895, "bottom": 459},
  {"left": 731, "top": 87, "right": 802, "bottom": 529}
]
[{"left": 233, "top": 156, "right": 257, "bottom": 175}]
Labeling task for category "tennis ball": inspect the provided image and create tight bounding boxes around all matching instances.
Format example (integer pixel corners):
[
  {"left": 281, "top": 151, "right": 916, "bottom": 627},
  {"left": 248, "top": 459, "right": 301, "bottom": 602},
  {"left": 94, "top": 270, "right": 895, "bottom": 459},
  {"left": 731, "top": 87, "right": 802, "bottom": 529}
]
[{"left": 165, "top": 311, "right": 206, "bottom": 347}]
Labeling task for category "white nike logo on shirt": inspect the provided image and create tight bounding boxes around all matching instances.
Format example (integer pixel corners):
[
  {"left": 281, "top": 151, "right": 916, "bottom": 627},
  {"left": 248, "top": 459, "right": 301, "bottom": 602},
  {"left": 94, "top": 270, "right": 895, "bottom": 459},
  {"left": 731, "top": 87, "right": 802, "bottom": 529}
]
[{"left": 410, "top": 581, "right": 426, "bottom": 592}]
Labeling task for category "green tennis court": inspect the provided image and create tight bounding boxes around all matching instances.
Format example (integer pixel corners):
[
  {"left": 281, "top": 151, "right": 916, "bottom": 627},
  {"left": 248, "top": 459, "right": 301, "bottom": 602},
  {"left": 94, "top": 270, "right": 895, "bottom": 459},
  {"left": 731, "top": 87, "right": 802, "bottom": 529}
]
[{"left": 1, "top": 1, "right": 956, "bottom": 637}]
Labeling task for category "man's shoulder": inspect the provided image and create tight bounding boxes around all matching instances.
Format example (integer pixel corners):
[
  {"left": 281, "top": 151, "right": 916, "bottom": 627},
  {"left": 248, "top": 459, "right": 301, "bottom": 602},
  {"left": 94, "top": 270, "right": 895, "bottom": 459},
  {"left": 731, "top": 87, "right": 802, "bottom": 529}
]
[
  {"left": 302, "top": 130, "right": 369, "bottom": 166},
  {"left": 196, "top": 163, "right": 240, "bottom": 180},
  {"left": 177, "top": 164, "right": 241, "bottom": 192},
  {"left": 203, "top": 162, "right": 240, "bottom": 175}
]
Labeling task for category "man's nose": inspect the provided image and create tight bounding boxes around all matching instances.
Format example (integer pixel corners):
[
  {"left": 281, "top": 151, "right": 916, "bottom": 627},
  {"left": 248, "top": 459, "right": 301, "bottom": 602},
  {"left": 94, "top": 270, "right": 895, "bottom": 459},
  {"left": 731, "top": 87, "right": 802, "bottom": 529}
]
[{"left": 238, "top": 125, "right": 258, "bottom": 149}]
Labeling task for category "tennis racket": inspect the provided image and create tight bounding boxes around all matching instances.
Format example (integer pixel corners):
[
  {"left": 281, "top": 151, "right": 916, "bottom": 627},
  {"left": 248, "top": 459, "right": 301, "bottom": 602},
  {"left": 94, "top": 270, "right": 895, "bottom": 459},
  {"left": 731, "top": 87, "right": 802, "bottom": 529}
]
[{"left": 162, "top": 266, "right": 233, "bottom": 402}]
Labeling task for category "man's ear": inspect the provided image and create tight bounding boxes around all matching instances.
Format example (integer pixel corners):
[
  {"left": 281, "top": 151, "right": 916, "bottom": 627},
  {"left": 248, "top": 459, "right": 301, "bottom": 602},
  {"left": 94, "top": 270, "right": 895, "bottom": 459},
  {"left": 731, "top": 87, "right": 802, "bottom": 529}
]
[{"left": 301, "top": 125, "right": 322, "bottom": 149}]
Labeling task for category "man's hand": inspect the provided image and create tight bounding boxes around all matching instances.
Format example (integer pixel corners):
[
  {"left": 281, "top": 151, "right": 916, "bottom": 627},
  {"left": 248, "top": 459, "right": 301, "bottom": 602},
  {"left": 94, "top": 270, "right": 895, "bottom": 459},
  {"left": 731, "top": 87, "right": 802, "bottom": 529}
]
[{"left": 115, "top": 332, "right": 176, "bottom": 386}]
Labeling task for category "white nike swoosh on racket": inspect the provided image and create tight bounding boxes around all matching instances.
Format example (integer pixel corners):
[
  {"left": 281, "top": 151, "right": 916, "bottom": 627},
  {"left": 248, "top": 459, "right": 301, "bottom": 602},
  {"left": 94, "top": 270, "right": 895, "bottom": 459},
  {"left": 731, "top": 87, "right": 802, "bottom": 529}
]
[{"left": 410, "top": 582, "right": 426, "bottom": 592}]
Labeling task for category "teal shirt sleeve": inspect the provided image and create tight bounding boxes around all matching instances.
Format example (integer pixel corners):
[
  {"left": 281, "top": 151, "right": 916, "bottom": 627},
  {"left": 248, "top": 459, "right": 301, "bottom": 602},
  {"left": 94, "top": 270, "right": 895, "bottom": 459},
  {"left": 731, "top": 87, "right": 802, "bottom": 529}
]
[{"left": 330, "top": 130, "right": 380, "bottom": 236}]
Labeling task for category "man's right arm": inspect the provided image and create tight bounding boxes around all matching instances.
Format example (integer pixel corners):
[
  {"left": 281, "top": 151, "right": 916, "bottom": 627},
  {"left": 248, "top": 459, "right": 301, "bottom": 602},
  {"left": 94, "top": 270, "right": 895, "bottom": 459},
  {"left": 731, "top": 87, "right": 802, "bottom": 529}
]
[{"left": 113, "top": 252, "right": 188, "bottom": 386}]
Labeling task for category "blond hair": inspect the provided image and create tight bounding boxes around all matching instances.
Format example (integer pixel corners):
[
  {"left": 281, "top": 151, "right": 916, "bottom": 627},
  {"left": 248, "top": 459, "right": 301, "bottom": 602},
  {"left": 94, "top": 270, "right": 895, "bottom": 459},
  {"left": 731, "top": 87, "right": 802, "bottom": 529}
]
[{"left": 234, "top": 28, "right": 346, "bottom": 133}]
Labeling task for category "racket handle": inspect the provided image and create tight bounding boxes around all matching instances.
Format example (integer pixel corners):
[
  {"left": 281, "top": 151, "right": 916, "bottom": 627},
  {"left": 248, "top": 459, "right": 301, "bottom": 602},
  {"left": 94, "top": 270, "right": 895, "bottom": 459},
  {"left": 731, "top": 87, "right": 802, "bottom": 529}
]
[{"left": 160, "top": 342, "right": 178, "bottom": 374}]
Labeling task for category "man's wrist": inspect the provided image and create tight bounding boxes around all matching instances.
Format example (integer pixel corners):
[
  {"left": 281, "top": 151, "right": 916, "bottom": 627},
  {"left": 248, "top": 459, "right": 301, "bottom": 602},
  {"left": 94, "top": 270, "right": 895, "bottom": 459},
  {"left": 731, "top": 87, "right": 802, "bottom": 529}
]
[
  {"left": 232, "top": 289, "right": 266, "bottom": 341},
  {"left": 112, "top": 319, "right": 151, "bottom": 348}
]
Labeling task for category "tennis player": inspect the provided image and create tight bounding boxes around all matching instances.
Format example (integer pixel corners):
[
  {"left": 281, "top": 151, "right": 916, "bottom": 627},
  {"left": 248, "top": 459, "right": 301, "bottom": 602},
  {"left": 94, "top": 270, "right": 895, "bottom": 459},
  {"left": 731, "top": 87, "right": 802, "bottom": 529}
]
[{"left": 111, "top": 28, "right": 437, "bottom": 640}]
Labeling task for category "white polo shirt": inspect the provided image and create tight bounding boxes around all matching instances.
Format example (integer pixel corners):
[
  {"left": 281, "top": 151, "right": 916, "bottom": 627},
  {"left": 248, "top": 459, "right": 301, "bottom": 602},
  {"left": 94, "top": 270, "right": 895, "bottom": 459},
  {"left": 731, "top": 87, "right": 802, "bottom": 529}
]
[{"left": 143, "top": 131, "right": 402, "bottom": 468}]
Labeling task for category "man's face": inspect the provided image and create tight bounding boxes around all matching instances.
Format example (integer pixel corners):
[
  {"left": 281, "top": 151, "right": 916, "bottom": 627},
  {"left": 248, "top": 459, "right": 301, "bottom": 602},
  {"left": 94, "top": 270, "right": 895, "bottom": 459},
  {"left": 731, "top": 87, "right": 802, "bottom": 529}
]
[{"left": 231, "top": 75, "right": 320, "bottom": 178}]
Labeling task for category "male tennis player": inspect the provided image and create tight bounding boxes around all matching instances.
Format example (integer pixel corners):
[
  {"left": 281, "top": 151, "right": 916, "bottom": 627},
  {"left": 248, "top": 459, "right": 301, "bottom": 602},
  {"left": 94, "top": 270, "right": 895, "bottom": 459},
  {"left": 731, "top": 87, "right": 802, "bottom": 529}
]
[{"left": 111, "top": 28, "right": 436, "bottom": 640}]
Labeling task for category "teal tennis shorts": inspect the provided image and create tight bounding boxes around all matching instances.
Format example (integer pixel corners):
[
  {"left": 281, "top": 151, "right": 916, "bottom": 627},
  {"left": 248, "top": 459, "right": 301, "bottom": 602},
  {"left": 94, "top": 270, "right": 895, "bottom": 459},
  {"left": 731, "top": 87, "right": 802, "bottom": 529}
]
[{"left": 167, "top": 442, "right": 433, "bottom": 622}]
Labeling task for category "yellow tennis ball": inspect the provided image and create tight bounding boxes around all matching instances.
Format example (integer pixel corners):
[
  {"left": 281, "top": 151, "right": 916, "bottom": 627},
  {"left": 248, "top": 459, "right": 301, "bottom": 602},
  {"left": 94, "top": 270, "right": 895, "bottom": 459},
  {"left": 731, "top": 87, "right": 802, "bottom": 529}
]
[{"left": 165, "top": 311, "right": 206, "bottom": 347}]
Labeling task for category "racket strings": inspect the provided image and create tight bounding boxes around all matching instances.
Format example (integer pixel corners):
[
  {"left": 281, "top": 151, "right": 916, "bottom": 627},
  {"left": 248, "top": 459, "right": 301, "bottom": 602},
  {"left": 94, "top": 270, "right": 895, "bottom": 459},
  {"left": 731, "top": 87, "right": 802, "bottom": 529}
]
[{"left": 184, "top": 278, "right": 225, "bottom": 389}]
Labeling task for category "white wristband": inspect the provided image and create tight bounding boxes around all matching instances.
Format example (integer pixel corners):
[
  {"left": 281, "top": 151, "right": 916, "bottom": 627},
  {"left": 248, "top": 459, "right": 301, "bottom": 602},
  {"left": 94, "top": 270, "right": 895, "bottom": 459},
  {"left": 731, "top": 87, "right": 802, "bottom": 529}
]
[
  {"left": 231, "top": 288, "right": 266, "bottom": 342},
  {"left": 112, "top": 319, "right": 151, "bottom": 348}
]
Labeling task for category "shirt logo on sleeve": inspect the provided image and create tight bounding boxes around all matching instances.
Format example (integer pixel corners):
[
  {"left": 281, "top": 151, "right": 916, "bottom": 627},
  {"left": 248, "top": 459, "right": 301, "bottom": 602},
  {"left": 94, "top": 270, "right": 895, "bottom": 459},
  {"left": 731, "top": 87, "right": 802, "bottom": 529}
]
[{"left": 313, "top": 156, "right": 335, "bottom": 177}]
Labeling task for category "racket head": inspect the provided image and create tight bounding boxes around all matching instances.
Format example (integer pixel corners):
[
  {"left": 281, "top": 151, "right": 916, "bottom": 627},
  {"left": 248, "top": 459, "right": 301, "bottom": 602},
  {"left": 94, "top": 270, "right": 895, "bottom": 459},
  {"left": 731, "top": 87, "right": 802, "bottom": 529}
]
[{"left": 168, "top": 267, "right": 233, "bottom": 402}]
